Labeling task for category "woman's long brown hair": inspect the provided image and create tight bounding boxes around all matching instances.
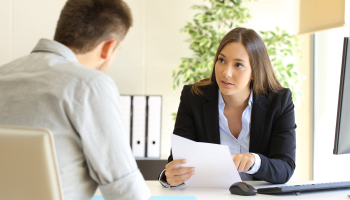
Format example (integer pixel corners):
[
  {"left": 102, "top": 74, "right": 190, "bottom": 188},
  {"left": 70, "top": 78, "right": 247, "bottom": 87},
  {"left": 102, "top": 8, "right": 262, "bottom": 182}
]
[{"left": 192, "top": 27, "right": 283, "bottom": 96}]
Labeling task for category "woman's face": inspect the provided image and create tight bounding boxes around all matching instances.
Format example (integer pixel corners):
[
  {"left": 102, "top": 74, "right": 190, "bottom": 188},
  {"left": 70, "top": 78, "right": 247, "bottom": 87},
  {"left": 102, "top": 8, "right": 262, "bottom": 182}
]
[{"left": 215, "top": 42, "right": 253, "bottom": 97}]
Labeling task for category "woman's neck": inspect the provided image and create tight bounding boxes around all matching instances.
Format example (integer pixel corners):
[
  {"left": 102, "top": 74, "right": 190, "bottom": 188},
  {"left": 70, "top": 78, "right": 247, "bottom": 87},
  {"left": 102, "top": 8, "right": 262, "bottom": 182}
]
[{"left": 222, "top": 88, "right": 251, "bottom": 109}]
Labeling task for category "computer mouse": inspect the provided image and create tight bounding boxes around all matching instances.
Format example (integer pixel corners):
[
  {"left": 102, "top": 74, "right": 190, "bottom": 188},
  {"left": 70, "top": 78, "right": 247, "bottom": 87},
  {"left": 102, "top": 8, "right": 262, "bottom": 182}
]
[{"left": 229, "top": 182, "right": 257, "bottom": 196}]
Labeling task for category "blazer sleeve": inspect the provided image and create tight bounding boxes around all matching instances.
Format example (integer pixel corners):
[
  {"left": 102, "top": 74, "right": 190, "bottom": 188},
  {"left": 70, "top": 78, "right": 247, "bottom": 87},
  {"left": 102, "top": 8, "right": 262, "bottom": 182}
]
[
  {"left": 167, "top": 85, "right": 197, "bottom": 163},
  {"left": 253, "top": 89, "right": 296, "bottom": 184}
]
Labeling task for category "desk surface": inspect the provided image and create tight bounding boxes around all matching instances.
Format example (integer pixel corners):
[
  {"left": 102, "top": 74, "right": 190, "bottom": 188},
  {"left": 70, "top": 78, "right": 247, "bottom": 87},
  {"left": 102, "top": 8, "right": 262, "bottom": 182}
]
[{"left": 95, "top": 181, "right": 350, "bottom": 199}]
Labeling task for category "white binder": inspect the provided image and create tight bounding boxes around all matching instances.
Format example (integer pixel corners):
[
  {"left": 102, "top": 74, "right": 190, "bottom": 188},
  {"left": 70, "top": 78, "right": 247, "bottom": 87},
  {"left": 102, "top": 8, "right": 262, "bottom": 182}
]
[
  {"left": 120, "top": 95, "right": 131, "bottom": 145},
  {"left": 147, "top": 96, "right": 162, "bottom": 157},
  {"left": 132, "top": 96, "right": 146, "bottom": 157}
]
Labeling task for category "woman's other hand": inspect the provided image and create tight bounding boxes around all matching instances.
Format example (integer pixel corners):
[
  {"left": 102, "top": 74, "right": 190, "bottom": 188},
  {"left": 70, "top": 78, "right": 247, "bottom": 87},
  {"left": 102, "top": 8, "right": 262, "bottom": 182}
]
[
  {"left": 165, "top": 159, "right": 195, "bottom": 186},
  {"left": 231, "top": 153, "right": 255, "bottom": 172}
]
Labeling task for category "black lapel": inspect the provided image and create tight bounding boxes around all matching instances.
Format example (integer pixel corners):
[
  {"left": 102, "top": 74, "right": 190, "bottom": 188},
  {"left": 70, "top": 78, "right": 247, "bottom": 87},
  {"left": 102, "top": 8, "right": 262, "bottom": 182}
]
[
  {"left": 249, "top": 92, "right": 269, "bottom": 153},
  {"left": 202, "top": 84, "right": 221, "bottom": 144}
]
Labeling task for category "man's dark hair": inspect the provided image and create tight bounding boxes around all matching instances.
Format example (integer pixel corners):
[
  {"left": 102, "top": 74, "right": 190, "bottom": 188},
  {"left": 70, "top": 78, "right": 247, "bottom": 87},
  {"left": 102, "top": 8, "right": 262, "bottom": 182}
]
[{"left": 54, "top": 0, "right": 132, "bottom": 54}]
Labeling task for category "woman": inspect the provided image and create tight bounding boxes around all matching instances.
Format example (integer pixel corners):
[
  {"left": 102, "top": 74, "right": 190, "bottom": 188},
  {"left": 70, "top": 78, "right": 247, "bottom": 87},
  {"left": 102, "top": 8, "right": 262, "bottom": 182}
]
[{"left": 159, "top": 27, "right": 296, "bottom": 187}]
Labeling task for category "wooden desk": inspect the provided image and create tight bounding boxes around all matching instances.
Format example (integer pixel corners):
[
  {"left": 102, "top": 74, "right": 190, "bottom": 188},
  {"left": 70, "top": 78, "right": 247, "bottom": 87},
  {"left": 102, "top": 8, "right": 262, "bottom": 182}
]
[{"left": 95, "top": 181, "right": 350, "bottom": 199}]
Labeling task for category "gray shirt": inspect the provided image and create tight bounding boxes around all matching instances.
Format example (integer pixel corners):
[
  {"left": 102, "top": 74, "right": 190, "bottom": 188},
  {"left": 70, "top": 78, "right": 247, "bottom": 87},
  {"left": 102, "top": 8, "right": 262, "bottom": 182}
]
[{"left": 0, "top": 39, "right": 151, "bottom": 200}]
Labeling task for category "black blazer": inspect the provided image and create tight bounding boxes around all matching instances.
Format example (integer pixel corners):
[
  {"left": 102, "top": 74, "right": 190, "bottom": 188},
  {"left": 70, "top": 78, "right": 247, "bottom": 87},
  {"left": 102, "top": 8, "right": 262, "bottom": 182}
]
[{"left": 167, "top": 84, "right": 296, "bottom": 184}]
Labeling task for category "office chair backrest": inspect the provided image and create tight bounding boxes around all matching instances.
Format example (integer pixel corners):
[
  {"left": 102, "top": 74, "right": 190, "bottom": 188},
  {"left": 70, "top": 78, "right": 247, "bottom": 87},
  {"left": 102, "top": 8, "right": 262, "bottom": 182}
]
[{"left": 0, "top": 125, "right": 64, "bottom": 200}]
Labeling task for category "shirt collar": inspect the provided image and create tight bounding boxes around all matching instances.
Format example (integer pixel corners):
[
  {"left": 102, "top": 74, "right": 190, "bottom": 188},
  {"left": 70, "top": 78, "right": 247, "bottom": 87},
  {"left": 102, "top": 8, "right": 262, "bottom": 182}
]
[
  {"left": 31, "top": 38, "right": 79, "bottom": 63},
  {"left": 248, "top": 89, "right": 253, "bottom": 108},
  {"left": 218, "top": 88, "right": 253, "bottom": 108},
  {"left": 218, "top": 89, "right": 225, "bottom": 108}
]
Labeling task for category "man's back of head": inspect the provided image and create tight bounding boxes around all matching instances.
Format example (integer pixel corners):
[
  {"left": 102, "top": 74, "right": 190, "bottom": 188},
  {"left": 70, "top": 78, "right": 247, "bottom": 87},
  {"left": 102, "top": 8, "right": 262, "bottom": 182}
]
[
  {"left": 0, "top": 0, "right": 151, "bottom": 199},
  {"left": 54, "top": 0, "right": 132, "bottom": 54},
  {"left": 53, "top": 0, "right": 133, "bottom": 72}
]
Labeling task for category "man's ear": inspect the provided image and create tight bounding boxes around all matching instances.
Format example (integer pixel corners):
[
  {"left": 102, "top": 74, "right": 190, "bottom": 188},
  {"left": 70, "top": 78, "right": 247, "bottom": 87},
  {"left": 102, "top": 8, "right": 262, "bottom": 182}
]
[{"left": 101, "top": 39, "right": 117, "bottom": 60}]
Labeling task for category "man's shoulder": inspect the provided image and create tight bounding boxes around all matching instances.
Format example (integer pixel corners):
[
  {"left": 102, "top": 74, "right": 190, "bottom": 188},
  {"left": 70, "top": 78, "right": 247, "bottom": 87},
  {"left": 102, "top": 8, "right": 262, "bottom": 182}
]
[
  {"left": 54, "top": 59, "right": 109, "bottom": 84},
  {"left": 0, "top": 52, "right": 114, "bottom": 94}
]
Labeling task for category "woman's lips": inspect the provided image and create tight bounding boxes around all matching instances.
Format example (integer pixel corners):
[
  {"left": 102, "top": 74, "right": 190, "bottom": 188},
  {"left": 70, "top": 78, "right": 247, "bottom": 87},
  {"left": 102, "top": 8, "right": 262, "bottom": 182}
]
[{"left": 221, "top": 80, "right": 233, "bottom": 86}]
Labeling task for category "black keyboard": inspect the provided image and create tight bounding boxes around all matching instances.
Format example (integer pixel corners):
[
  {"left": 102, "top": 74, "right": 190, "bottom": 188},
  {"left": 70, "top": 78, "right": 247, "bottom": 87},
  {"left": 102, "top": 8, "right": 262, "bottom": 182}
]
[{"left": 257, "top": 181, "right": 350, "bottom": 194}]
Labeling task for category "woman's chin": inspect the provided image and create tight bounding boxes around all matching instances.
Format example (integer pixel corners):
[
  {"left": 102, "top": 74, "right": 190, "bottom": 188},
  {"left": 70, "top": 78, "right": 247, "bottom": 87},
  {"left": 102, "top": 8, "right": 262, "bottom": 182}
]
[{"left": 219, "top": 88, "right": 237, "bottom": 96}]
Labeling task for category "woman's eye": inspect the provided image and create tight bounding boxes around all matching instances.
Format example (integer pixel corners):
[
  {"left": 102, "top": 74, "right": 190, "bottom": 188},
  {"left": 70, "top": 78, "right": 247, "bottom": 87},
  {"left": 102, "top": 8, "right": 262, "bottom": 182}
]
[
  {"left": 218, "top": 58, "right": 225, "bottom": 63},
  {"left": 235, "top": 63, "right": 244, "bottom": 68}
]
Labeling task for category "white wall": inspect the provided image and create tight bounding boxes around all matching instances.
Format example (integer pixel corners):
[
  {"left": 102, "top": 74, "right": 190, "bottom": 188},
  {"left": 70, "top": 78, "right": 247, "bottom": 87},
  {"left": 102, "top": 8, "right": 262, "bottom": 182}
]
[
  {"left": 0, "top": 0, "right": 312, "bottom": 180},
  {"left": 108, "top": 0, "right": 205, "bottom": 159},
  {"left": 0, "top": 1, "right": 11, "bottom": 64},
  {"left": 314, "top": 27, "right": 350, "bottom": 181}
]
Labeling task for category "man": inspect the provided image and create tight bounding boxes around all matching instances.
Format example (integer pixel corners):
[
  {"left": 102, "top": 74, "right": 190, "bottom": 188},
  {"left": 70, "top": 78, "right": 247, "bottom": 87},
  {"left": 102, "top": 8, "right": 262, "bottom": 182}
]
[{"left": 0, "top": 0, "right": 151, "bottom": 199}]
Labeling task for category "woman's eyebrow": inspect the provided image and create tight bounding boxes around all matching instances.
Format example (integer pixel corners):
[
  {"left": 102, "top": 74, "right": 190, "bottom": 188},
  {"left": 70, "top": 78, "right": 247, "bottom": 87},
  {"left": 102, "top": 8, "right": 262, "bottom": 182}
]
[
  {"left": 235, "top": 58, "right": 246, "bottom": 63},
  {"left": 219, "top": 53, "right": 226, "bottom": 58},
  {"left": 220, "top": 53, "right": 246, "bottom": 62}
]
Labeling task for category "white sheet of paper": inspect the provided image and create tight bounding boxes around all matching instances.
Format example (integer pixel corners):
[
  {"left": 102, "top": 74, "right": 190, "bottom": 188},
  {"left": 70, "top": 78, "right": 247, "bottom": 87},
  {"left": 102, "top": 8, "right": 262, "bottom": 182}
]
[{"left": 171, "top": 134, "right": 242, "bottom": 188}]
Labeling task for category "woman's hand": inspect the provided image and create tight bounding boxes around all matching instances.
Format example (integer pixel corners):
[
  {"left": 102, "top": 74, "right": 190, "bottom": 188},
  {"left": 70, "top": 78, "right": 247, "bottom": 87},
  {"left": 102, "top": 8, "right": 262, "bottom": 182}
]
[
  {"left": 165, "top": 159, "right": 195, "bottom": 187},
  {"left": 231, "top": 153, "right": 255, "bottom": 172}
]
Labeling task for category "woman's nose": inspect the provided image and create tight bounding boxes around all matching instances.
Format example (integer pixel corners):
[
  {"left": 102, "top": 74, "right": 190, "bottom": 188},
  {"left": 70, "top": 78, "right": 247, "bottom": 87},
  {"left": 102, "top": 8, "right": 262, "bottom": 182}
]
[{"left": 223, "top": 67, "right": 232, "bottom": 78}]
